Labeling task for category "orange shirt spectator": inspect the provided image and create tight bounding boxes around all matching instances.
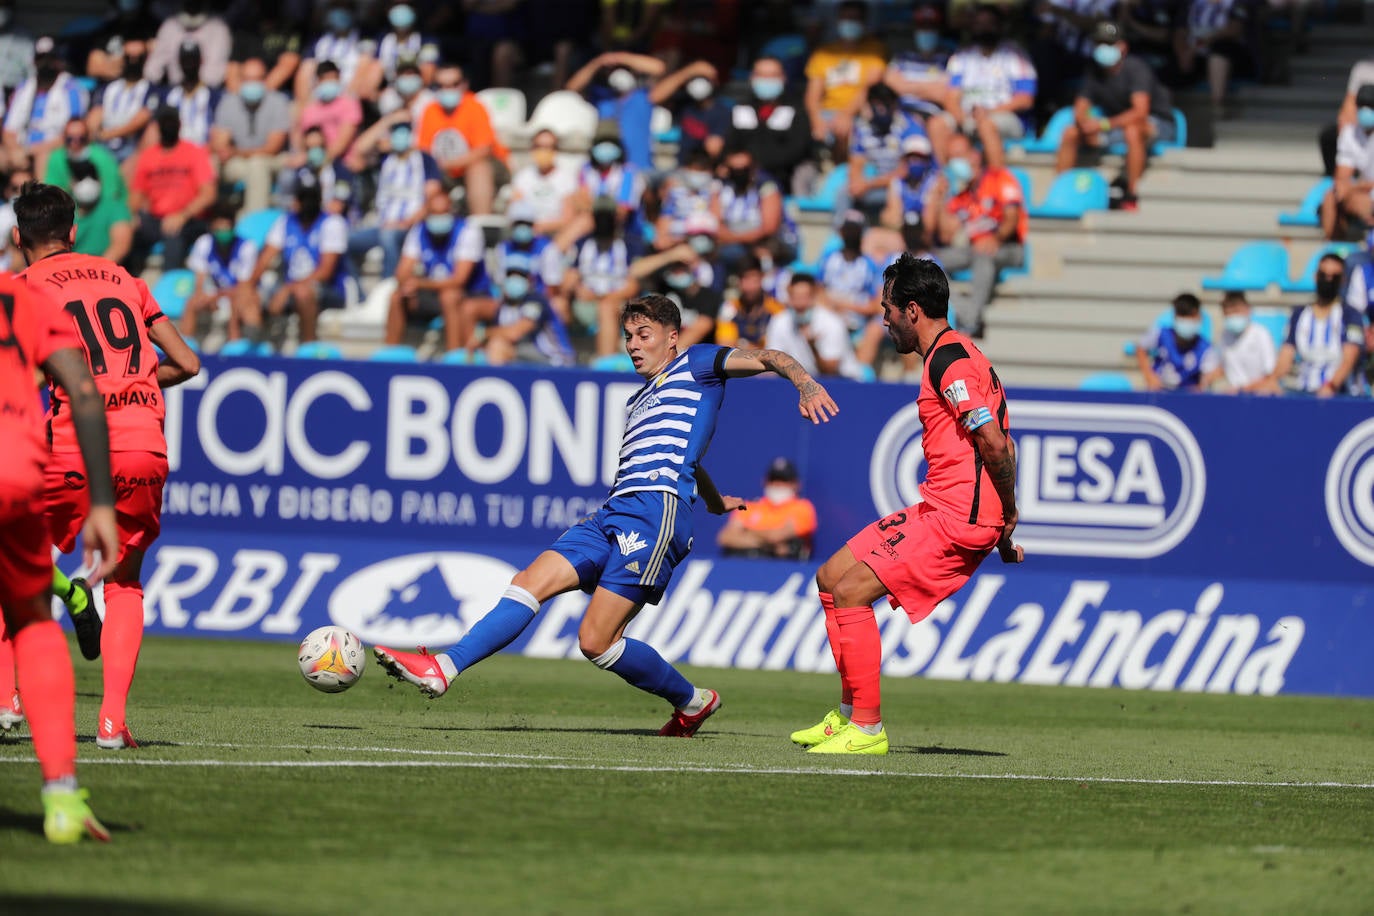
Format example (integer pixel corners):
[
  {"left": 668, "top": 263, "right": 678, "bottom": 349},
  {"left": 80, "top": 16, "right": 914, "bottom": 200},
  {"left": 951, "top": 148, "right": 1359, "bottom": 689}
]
[
  {"left": 947, "top": 166, "right": 1027, "bottom": 243},
  {"left": 717, "top": 458, "right": 818, "bottom": 560},
  {"left": 130, "top": 138, "right": 215, "bottom": 218},
  {"left": 417, "top": 94, "right": 509, "bottom": 178}
]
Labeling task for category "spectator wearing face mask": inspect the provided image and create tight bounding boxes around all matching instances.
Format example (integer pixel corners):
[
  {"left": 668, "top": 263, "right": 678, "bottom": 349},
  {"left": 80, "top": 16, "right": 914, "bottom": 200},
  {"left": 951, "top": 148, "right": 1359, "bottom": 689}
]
[
  {"left": 766, "top": 272, "right": 866, "bottom": 381},
  {"left": 157, "top": 41, "right": 223, "bottom": 147},
  {"left": 211, "top": 57, "right": 291, "bottom": 213},
  {"left": 182, "top": 200, "right": 260, "bottom": 342},
  {"left": 1201, "top": 291, "right": 1277, "bottom": 393},
  {"left": 717, "top": 457, "right": 818, "bottom": 561},
  {"left": 376, "top": 54, "right": 434, "bottom": 127},
  {"left": 928, "top": 132, "right": 1026, "bottom": 338},
  {"left": 86, "top": 0, "right": 160, "bottom": 83},
  {"left": 729, "top": 56, "right": 815, "bottom": 197},
  {"left": 1056, "top": 22, "right": 1174, "bottom": 212},
  {"left": 651, "top": 60, "right": 729, "bottom": 165},
  {"left": 510, "top": 129, "right": 580, "bottom": 241},
  {"left": 655, "top": 148, "right": 716, "bottom": 251},
  {"left": 884, "top": 4, "right": 954, "bottom": 162},
  {"left": 275, "top": 127, "right": 356, "bottom": 216},
  {"left": 844, "top": 82, "right": 927, "bottom": 223},
  {"left": 942, "top": 5, "right": 1036, "bottom": 167},
  {"left": 248, "top": 182, "right": 350, "bottom": 346},
  {"left": 416, "top": 64, "right": 509, "bottom": 216},
  {"left": 145, "top": 0, "right": 232, "bottom": 88},
  {"left": 568, "top": 51, "right": 664, "bottom": 173},
  {"left": 1030, "top": 0, "right": 1118, "bottom": 118},
  {"left": 876, "top": 134, "right": 938, "bottom": 251},
  {"left": 42, "top": 119, "right": 128, "bottom": 208},
  {"left": 712, "top": 145, "right": 795, "bottom": 277},
  {"left": 468, "top": 253, "right": 576, "bottom": 368},
  {"left": 1262, "top": 254, "right": 1365, "bottom": 397},
  {"left": 820, "top": 208, "right": 886, "bottom": 369},
  {"left": 574, "top": 121, "right": 647, "bottom": 252},
  {"left": 2, "top": 37, "right": 89, "bottom": 175},
  {"left": 1324, "top": 84, "right": 1374, "bottom": 242},
  {"left": 296, "top": 61, "right": 363, "bottom": 166},
  {"left": 65, "top": 159, "right": 133, "bottom": 265},
  {"left": 491, "top": 200, "right": 569, "bottom": 317},
  {"left": 804, "top": 0, "right": 888, "bottom": 156},
  {"left": 386, "top": 190, "right": 489, "bottom": 354},
  {"left": 566, "top": 196, "right": 638, "bottom": 357},
  {"left": 344, "top": 108, "right": 443, "bottom": 281},
  {"left": 377, "top": 2, "right": 430, "bottom": 83},
  {"left": 715, "top": 255, "right": 783, "bottom": 349},
  {"left": 1136, "top": 293, "right": 1219, "bottom": 392},
  {"left": 89, "top": 38, "right": 155, "bottom": 166},
  {"left": 295, "top": 1, "right": 382, "bottom": 103},
  {"left": 629, "top": 227, "right": 723, "bottom": 348},
  {"left": 126, "top": 105, "right": 217, "bottom": 275}
]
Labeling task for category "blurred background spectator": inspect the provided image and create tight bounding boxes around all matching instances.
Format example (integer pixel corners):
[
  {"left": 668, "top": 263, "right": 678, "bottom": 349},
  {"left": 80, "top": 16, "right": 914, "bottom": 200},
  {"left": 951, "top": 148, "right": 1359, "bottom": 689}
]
[
  {"left": 716, "top": 457, "right": 819, "bottom": 560},
  {"left": 1263, "top": 253, "right": 1365, "bottom": 396},
  {"left": 1136, "top": 292, "right": 1218, "bottom": 391},
  {"left": 1208, "top": 290, "right": 1277, "bottom": 393},
  {"left": 126, "top": 105, "right": 216, "bottom": 275},
  {"left": 805, "top": 0, "right": 888, "bottom": 156}
]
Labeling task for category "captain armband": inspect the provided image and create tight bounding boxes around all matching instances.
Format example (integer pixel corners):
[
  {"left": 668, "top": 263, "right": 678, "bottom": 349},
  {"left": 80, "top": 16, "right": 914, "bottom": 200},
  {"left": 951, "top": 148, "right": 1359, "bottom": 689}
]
[{"left": 961, "top": 406, "right": 994, "bottom": 432}]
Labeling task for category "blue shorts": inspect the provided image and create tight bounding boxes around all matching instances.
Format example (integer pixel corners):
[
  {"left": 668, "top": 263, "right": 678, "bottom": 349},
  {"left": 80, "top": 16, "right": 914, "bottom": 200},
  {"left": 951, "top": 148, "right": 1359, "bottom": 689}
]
[{"left": 552, "top": 491, "right": 694, "bottom": 605}]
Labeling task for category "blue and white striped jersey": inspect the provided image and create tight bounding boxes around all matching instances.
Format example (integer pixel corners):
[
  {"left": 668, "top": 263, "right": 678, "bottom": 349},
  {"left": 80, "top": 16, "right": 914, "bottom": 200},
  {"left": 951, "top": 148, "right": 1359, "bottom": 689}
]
[
  {"left": 186, "top": 234, "right": 258, "bottom": 292},
  {"left": 1284, "top": 303, "right": 1366, "bottom": 394},
  {"left": 612, "top": 344, "right": 734, "bottom": 502},
  {"left": 819, "top": 249, "right": 883, "bottom": 311},
  {"left": 157, "top": 83, "right": 220, "bottom": 146},
  {"left": 374, "top": 149, "right": 440, "bottom": 226},
  {"left": 95, "top": 78, "right": 153, "bottom": 155}
]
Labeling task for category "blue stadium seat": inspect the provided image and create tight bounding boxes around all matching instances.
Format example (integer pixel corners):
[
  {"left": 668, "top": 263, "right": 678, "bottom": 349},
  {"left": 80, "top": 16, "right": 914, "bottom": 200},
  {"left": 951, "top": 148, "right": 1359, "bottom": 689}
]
[
  {"left": 218, "top": 339, "right": 273, "bottom": 357},
  {"left": 1079, "top": 371, "right": 1135, "bottom": 392},
  {"left": 1123, "top": 307, "right": 1215, "bottom": 356},
  {"left": 235, "top": 208, "right": 282, "bottom": 248},
  {"left": 793, "top": 164, "right": 850, "bottom": 213},
  {"left": 1250, "top": 308, "right": 1291, "bottom": 349},
  {"left": 437, "top": 349, "right": 487, "bottom": 365},
  {"left": 294, "top": 341, "right": 343, "bottom": 360},
  {"left": 1018, "top": 107, "right": 1077, "bottom": 155},
  {"left": 1281, "top": 242, "right": 1356, "bottom": 294},
  {"left": 1200, "top": 241, "right": 1290, "bottom": 292},
  {"left": 1028, "top": 169, "right": 1110, "bottom": 219},
  {"left": 1010, "top": 167, "right": 1032, "bottom": 203},
  {"left": 651, "top": 105, "right": 681, "bottom": 145},
  {"left": 150, "top": 269, "right": 196, "bottom": 320},
  {"left": 1106, "top": 108, "right": 1187, "bottom": 155},
  {"left": 591, "top": 354, "right": 635, "bottom": 373},
  {"left": 367, "top": 344, "right": 420, "bottom": 362},
  {"left": 1278, "top": 178, "right": 1332, "bottom": 228}
]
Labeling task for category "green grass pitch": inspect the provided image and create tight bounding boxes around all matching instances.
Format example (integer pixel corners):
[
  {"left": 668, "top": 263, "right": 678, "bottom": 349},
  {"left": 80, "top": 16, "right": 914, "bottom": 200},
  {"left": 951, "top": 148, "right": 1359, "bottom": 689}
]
[{"left": 2, "top": 635, "right": 1372, "bottom": 914}]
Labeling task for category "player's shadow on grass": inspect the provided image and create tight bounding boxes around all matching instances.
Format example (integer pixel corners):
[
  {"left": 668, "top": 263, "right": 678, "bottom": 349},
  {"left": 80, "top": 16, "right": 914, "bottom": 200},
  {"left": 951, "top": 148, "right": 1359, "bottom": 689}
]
[
  {"left": 891, "top": 746, "right": 1008, "bottom": 757},
  {"left": 303, "top": 724, "right": 365, "bottom": 731},
  {"left": 74, "top": 734, "right": 180, "bottom": 748},
  {"left": 416, "top": 725, "right": 662, "bottom": 737},
  {"left": 0, "top": 896, "right": 251, "bottom": 916}
]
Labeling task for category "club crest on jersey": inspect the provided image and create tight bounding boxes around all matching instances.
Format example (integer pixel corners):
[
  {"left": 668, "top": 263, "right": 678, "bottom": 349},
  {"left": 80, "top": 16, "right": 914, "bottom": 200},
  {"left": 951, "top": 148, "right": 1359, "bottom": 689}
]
[
  {"left": 942, "top": 379, "right": 970, "bottom": 407},
  {"left": 616, "top": 531, "right": 649, "bottom": 556}
]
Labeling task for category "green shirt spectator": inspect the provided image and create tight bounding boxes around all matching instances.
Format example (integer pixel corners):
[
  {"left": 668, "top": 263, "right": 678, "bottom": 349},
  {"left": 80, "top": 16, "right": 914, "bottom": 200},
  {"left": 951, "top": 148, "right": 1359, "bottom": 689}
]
[
  {"left": 73, "top": 189, "right": 133, "bottom": 263},
  {"left": 42, "top": 120, "right": 128, "bottom": 204}
]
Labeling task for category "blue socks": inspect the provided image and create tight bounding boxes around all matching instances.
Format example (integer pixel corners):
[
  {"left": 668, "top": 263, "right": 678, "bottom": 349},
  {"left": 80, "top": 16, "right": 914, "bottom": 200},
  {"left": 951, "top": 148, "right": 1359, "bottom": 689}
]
[
  {"left": 591, "top": 638, "right": 695, "bottom": 709},
  {"left": 443, "top": 586, "right": 539, "bottom": 675}
]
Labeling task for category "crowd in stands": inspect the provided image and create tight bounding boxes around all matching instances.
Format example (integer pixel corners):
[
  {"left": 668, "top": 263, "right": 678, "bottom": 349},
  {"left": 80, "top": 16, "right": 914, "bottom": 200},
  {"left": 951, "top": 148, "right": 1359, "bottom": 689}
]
[{"left": 0, "top": 0, "right": 1367, "bottom": 394}]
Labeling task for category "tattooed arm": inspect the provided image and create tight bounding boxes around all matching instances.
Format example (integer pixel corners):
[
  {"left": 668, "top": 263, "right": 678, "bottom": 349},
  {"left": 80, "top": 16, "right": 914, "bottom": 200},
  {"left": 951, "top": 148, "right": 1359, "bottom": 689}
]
[
  {"left": 722, "top": 347, "right": 840, "bottom": 424},
  {"left": 971, "top": 421, "right": 1023, "bottom": 563}
]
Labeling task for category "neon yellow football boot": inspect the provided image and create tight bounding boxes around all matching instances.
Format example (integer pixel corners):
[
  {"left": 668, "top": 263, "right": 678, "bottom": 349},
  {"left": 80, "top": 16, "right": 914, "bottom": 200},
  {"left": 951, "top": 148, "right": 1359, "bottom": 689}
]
[
  {"left": 42, "top": 787, "right": 111, "bottom": 845},
  {"left": 789, "top": 709, "right": 849, "bottom": 747},
  {"left": 806, "top": 722, "right": 889, "bottom": 756}
]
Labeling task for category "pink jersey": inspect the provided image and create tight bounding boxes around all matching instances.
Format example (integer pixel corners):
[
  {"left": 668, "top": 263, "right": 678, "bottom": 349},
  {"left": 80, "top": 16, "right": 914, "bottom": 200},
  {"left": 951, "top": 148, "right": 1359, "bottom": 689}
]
[
  {"left": 21, "top": 252, "right": 168, "bottom": 455},
  {"left": 916, "top": 327, "right": 1010, "bottom": 528},
  {"left": 0, "top": 273, "right": 80, "bottom": 493}
]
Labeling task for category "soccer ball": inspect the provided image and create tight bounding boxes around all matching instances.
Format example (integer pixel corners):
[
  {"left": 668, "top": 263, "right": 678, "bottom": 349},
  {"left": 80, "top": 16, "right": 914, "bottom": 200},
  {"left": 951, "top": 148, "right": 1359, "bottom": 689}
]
[{"left": 297, "top": 626, "right": 366, "bottom": 693}]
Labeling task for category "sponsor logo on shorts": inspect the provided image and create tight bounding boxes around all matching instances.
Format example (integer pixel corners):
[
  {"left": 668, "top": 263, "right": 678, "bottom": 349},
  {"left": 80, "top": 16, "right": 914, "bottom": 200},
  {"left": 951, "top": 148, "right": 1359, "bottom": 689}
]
[
  {"left": 869, "top": 400, "right": 1205, "bottom": 559},
  {"left": 625, "top": 560, "right": 641, "bottom": 574},
  {"left": 1325, "top": 417, "right": 1374, "bottom": 566},
  {"left": 616, "top": 531, "right": 648, "bottom": 556},
  {"left": 63, "top": 471, "right": 86, "bottom": 490}
]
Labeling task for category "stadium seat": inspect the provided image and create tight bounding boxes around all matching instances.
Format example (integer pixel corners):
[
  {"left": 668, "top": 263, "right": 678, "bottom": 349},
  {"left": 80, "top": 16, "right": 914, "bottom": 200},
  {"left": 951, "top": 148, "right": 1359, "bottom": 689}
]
[
  {"left": 476, "top": 88, "right": 527, "bottom": 144},
  {"left": 1281, "top": 242, "right": 1356, "bottom": 294},
  {"left": 1010, "top": 167, "right": 1032, "bottom": 204},
  {"left": 591, "top": 353, "right": 635, "bottom": 372},
  {"left": 368, "top": 344, "right": 420, "bottom": 362},
  {"left": 150, "top": 269, "right": 196, "bottom": 320},
  {"left": 651, "top": 105, "right": 681, "bottom": 144},
  {"left": 235, "top": 208, "right": 282, "bottom": 248},
  {"left": 1200, "top": 241, "right": 1290, "bottom": 292},
  {"left": 294, "top": 341, "right": 343, "bottom": 360},
  {"left": 1079, "top": 371, "right": 1135, "bottom": 391},
  {"left": 793, "top": 164, "right": 850, "bottom": 213},
  {"left": 522, "top": 90, "right": 598, "bottom": 149},
  {"left": 1251, "top": 307, "right": 1291, "bottom": 349},
  {"left": 1277, "top": 177, "right": 1333, "bottom": 228},
  {"left": 1017, "top": 107, "right": 1077, "bottom": 155},
  {"left": 218, "top": 339, "right": 273, "bottom": 357},
  {"left": 1123, "top": 307, "right": 1215, "bottom": 356},
  {"left": 1105, "top": 108, "right": 1187, "bottom": 155},
  {"left": 1028, "top": 169, "right": 1110, "bottom": 219},
  {"left": 947, "top": 242, "right": 1032, "bottom": 283}
]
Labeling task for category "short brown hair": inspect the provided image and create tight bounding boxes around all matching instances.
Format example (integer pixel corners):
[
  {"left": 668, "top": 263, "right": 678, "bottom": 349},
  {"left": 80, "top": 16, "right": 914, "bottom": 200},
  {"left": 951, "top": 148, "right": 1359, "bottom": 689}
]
[{"left": 621, "top": 293, "right": 681, "bottom": 331}]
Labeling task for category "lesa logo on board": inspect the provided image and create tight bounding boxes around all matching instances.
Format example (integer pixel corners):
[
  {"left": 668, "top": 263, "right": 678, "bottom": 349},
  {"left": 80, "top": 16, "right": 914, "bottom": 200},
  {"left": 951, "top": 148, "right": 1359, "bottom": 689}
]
[
  {"left": 869, "top": 401, "right": 1206, "bottom": 559},
  {"left": 1325, "top": 417, "right": 1374, "bottom": 567}
]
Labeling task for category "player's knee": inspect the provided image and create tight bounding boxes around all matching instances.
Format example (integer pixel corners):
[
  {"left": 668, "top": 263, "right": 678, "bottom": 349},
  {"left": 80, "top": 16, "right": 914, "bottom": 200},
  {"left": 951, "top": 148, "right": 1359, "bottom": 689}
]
[
  {"left": 815, "top": 551, "right": 848, "bottom": 595},
  {"left": 578, "top": 631, "right": 614, "bottom": 661}
]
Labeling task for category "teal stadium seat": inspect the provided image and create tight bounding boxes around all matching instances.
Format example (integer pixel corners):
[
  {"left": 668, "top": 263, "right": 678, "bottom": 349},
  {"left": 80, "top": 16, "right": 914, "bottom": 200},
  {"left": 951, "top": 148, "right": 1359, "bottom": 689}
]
[
  {"left": 437, "top": 349, "right": 487, "bottom": 365},
  {"left": 591, "top": 354, "right": 635, "bottom": 372},
  {"left": 1200, "top": 241, "right": 1290, "bottom": 292},
  {"left": 1017, "top": 107, "right": 1077, "bottom": 154},
  {"left": 1280, "top": 242, "right": 1355, "bottom": 294},
  {"left": 294, "top": 341, "right": 343, "bottom": 360},
  {"left": 1028, "top": 169, "right": 1110, "bottom": 219},
  {"left": 793, "top": 164, "right": 850, "bottom": 213},
  {"left": 367, "top": 344, "right": 420, "bottom": 362},
  {"left": 1277, "top": 177, "right": 1332, "bottom": 228},
  {"left": 1079, "top": 371, "right": 1135, "bottom": 391},
  {"left": 150, "top": 269, "right": 196, "bottom": 320},
  {"left": 1250, "top": 308, "right": 1291, "bottom": 349},
  {"left": 1106, "top": 108, "right": 1187, "bottom": 155},
  {"left": 234, "top": 208, "right": 283, "bottom": 248},
  {"left": 218, "top": 339, "right": 274, "bottom": 357}
]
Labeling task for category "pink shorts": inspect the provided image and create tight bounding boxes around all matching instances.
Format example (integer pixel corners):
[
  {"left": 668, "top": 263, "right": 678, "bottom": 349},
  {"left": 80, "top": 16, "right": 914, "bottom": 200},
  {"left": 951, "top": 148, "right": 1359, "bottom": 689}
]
[
  {"left": 45, "top": 451, "right": 168, "bottom": 561},
  {"left": 847, "top": 501, "right": 1001, "bottom": 623}
]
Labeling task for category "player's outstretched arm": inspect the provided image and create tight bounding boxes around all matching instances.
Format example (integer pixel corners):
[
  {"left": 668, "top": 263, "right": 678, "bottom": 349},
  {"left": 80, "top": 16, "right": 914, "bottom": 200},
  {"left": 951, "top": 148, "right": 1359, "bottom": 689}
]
[
  {"left": 694, "top": 465, "right": 747, "bottom": 515},
  {"left": 971, "top": 421, "right": 1023, "bottom": 564},
  {"left": 148, "top": 320, "right": 202, "bottom": 388},
  {"left": 723, "top": 348, "right": 839, "bottom": 425},
  {"left": 43, "top": 347, "right": 120, "bottom": 581}
]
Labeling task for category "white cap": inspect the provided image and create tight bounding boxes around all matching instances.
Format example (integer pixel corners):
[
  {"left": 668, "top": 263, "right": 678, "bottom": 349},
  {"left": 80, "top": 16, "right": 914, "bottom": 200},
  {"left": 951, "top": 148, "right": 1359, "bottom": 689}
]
[
  {"left": 684, "top": 212, "right": 719, "bottom": 236},
  {"left": 35, "top": 36, "right": 56, "bottom": 55},
  {"left": 901, "top": 134, "right": 933, "bottom": 157},
  {"left": 507, "top": 200, "right": 537, "bottom": 225}
]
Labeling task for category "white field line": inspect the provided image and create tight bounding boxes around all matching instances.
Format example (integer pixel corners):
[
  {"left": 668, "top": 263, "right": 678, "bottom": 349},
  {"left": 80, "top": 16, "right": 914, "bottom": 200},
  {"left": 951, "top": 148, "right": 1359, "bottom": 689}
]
[{"left": 0, "top": 748, "right": 1370, "bottom": 788}]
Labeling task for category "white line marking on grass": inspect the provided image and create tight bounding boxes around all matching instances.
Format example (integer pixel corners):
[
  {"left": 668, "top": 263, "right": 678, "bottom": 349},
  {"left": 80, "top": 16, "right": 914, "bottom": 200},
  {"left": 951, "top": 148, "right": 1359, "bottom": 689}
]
[
  {"left": 181, "top": 741, "right": 590, "bottom": 762},
  {"left": 2, "top": 755, "right": 1370, "bottom": 788}
]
